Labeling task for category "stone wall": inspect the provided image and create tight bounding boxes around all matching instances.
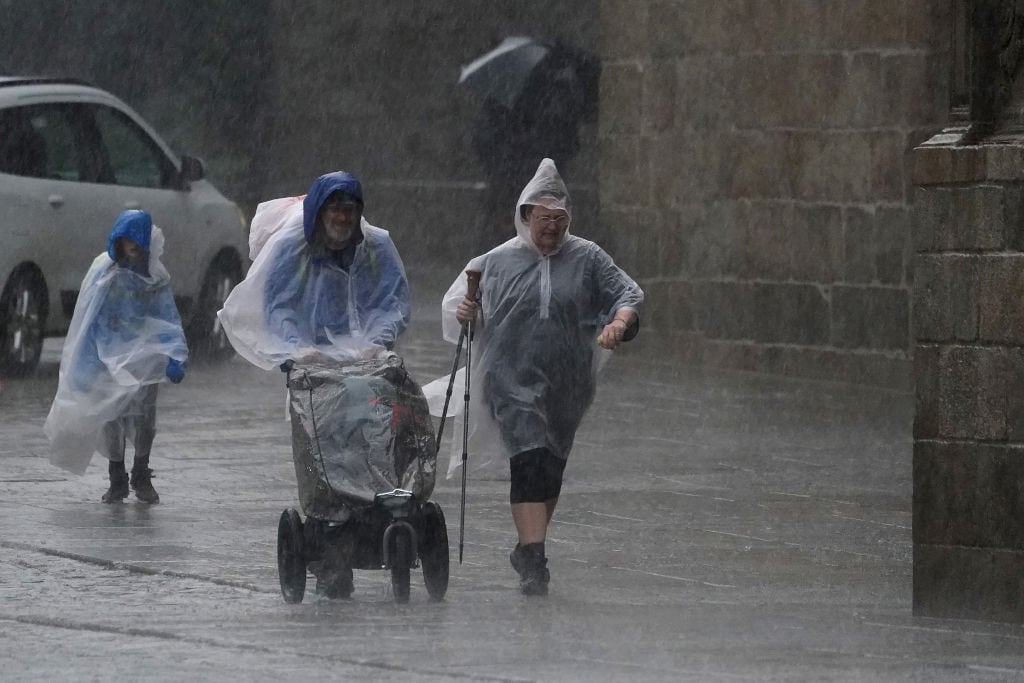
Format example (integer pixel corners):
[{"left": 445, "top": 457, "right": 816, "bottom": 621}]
[
  {"left": 911, "top": 140, "right": 1024, "bottom": 623},
  {"left": 262, "top": 0, "right": 598, "bottom": 272},
  {"left": 594, "top": 0, "right": 951, "bottom": 389}
]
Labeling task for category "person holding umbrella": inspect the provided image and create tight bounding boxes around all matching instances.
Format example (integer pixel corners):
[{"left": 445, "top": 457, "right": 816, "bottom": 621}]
[{"left": 441, "top": 158, "right": 643, "bottom": 596}]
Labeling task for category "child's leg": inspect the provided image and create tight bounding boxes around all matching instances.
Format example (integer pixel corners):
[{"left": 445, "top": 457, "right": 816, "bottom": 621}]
[
  {"left": 129, "top": 385, "right": 160, "bottom": 503},
  {"left": 129, "top": 384, "right": 159, "bottom": 479},
  {"left": 100, "top": 419, "right": 129, "bottom": 503}
]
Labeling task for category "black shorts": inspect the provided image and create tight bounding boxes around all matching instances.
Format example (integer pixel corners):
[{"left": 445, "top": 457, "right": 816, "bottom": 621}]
[{"left": 509, "top": 448, "right": 567, "bottom": 503}]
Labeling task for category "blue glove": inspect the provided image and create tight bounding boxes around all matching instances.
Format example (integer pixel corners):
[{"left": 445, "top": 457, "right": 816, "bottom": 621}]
[{"left": 165, "top": 358, "right": 186, "bottom": 384}]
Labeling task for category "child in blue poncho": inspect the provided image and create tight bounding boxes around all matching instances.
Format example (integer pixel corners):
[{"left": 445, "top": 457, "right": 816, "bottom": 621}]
[{"left": 45, "top": 210, "right": 188, "bottom": 503}]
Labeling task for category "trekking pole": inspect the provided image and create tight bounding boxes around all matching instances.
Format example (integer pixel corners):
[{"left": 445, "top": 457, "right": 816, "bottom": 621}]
[
  {"left": 459, "top": 268, "right": 482, "bottom": 564},
  {"left": 434, "top": 326, "right": 465, "bottom": 450}
]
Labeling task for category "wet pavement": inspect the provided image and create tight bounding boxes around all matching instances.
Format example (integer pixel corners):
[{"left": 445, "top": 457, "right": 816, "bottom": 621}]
[{"left": 2, "top": 274, "right": 1024, "bottom": 682}]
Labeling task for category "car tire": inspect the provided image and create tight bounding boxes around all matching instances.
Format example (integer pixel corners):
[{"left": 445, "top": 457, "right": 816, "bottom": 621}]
[
  {"left": 188, "top": 252, "right": 241, "bottom": 361},
  {"left": 0, "top": 269, "right": 47, "bottom": 377}
]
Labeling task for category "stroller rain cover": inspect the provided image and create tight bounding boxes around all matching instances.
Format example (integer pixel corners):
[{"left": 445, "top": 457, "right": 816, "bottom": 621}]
[{"left": 287, "top": 353, "right": 436, "bottom": 522}]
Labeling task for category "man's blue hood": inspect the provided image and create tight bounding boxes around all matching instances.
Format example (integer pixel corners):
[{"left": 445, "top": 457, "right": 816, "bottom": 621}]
[
  {"left": 107, "top": 210, "right": 153, "bottom": 260},
  {"left": 302, "top": 171, "right": 363, "bottom": 244}
]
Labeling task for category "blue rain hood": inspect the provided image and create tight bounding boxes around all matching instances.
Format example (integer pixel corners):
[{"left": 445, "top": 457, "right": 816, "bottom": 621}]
[
  {"left": 302, "top": 171, "right": 364, "bottom": 244},
  {"left": 107, "top": 210, "right": 153, "bottom": 260}
]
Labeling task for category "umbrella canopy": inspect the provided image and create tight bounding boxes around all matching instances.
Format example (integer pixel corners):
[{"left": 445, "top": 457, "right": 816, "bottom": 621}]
[{"left": 458, "top": 36, "right": 550, "bottom": 109}]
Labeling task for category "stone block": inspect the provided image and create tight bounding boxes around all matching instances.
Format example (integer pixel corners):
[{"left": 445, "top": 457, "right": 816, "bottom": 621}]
[
  {"left": 696, "top": 281, "right": 753, "bottom": 340},
  {"left": 1003, "top": 184, "right": 1024, "bottom": 251},
  {"left": 751, "top": 282, "right": 831, "bottom": 345},
  {"left": 870, "top": 131, "right": 907, "bottom": 202},
  {"left": 656, "top": 209, "right": 689, "bottom": 278},
  {"left": 648, "top": 0, "right": 696, "bottom": 58},
  {"left": 839, "top": 52, "right": 885, "bottom": 129},
  {"left": 598, "top": 0, "right": 651, "bottom": 59},
  {"left": 904, "top": 0, "right": 952, "bottom": 49},
  {"left": 913, "top": 440, "right": 1024, "bottom": 548},
  {"left": 726, "top": 131, "right": 793, "bottom": 199},
  {"left": 739, "top": 53, "right": 847, "bottom": 129},
  {"left": 911, "top": 185, "right": 951, "bottom": 253},
  {"left": 931, "top": 346, "right": 1009, "bottom": 441},
  {"left": 691, "top": 201, "right": 745, "bottom": 278},
  {"left": 913, "top": 344, "right": 940, "bottom": 439},
  {"left": 1004, "top": 348, "right": 1024, "bottom": 443},
  {"left": 835, "top": 0, "right": 907, "bottom": 49},
  {"left": 702, "top": 339, "right": 911, "bottom": 389},
  {"left": 911, "top": 144, "right": 986, "bottom": 186},
  {"left": 913, "top": 544, "right": 1024, "bottom": 623},
  {"left": 875, "top": 207, "right": 911, "bottom": 285},
  {"left": 844, "top": 207, "right": 877, "bottom": 285},
  {"left": 831, "top": 285, "right": 909, "bottom": 350},
  {"left": 912, "top": 253, "right": 977, "bottom": 342},
  {"left": 882, "top": 53, "right": 946, "bottom": 127},
  {"left": 678, "top": 53, "right": 737, "bottom": 130},
  {"left": 650, "top": 131, "right": 723, "bottom": 209},
  {"left": 598, "top": 135, "right": 643, "bottom": 207},
  {"left": 963, "top": 185, "right": 1013, "bottom": 250},
  {"left": 642, "top": 60, "right": 677, "bottom": 135},
  {"left": 599, "top": 63, "right": 643, "bottom": 137},
  {"left": 632, "top": 207, "right": 664, "bottom": 281},
  {"left": 790, "top": 131, "right": 873, "bottom": 202},
  {"left": 978, "top": 255, "right": 1024, "bottom": 345},
  {"left": 983, "top": 144, "right": 1024, "bottom": 182},
  {"left": 790, "top": 204, "right": 843, "bottom": 283},
  {"left": 912, "top": 184, "right": 1017, "bottom": 252},
  {"left": 649, "top": 279, "right": 694, "bottom": 335},
  {"left": 739, "top": 201, "right": 790, "bottom": 281}
]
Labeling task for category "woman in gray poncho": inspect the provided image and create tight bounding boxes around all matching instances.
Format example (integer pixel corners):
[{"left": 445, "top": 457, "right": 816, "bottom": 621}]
[{"left": 443, "top": 158, "right": 644, "bottom": 595}]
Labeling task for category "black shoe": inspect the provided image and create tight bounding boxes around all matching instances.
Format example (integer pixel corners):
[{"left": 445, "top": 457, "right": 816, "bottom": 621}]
[
  {"left": 514, "top": 543, "right": 549, "bottom": 596},
  {"left": 510, "top": 543, "right": 526, "bottom": 577},
  {"left": 101, "top": 472, "right": 130, "bottom": 504},
  {"left": 130, "top": 468, "right": 160, "bottom": 504},
  {"left": 315, "top": 573, "right": 354, "bottom": 599}
]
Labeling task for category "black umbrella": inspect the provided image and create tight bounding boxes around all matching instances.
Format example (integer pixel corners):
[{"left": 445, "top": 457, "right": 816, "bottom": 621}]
[{"left": 458, "top": 36, "right": 551, "bottom": 109}]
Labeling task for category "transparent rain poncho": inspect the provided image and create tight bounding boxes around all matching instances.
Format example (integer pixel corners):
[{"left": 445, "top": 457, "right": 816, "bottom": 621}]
[
  {"left": 217, "top": 177, "right": 410, "bottom": 370},
  {"left": 45, "top": 221, "right": 188, "bottom": 475},
  {"left": 287, "top": 354, "right": 437, "bottom": 522},
  {"left": 424, "top": 158, "right": 644, "bottom": 477}
]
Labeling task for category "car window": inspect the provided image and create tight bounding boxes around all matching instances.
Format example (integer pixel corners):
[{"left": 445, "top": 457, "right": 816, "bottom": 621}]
[
  {"left": 90, "top": 104, "right": 175, "bottom": 189},
  {"left": 0, "top": 104, "right": 83, "bottom": 181}
]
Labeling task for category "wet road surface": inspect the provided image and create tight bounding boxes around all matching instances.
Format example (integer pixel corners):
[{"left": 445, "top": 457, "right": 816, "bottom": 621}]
[{"left": 2, "top": 285, "right": 1023, "bottom": 682}]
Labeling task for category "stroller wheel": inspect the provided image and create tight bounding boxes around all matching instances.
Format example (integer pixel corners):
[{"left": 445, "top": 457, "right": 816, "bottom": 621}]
[
  {"left": 388, "top": 526, "right": 413, "bottom": 604},
  {"left": 420, "top": 502, "right": 449, "bottom": 601},
  {"left": 277, "top": 508, "right": 306, "bottom": 604}
]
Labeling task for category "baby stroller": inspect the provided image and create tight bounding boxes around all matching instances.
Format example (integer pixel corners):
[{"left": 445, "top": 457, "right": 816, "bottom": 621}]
[{"left": 275, "top": 352, "right": 449, "bottom": 604}]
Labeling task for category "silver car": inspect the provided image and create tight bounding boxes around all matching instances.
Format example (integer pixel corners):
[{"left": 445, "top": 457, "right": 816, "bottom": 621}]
[{"left": 0, "top": 76, "right": 248, "bottom": 375}]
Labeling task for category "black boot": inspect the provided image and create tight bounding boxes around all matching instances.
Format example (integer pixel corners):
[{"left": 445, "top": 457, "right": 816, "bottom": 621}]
[
  {"left": 513, "top": 542, "right": 549, "bottom": 596},
  {"left": 312, "top": 525, "right": 354, "bottom": 599},
  {"left": 130, "top": 466, "right": 160, "bottom": 504},
  {"left": 102, "top": 470, "right": 129, "bottom": 504}
]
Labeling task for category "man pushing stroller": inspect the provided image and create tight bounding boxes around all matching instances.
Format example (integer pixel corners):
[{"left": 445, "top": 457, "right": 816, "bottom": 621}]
[{"left": 219, "top": 171, "right": 416, "bottom": 599}]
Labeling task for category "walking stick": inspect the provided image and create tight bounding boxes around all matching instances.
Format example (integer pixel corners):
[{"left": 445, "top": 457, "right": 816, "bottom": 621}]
[
  {"left": 459, "top": 268, "right": 482, "bottom": 564},
  {"left": 434, "top": 326, "right": 465, "bottom": 449}
]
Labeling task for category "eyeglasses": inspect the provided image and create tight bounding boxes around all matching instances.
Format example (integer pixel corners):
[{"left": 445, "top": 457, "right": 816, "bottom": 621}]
[
  {"left": 532, "top": 214, "right": 569, "bottom": 228},
  {"left": 324, "top": 201, "right": 359, "bottom": 215}
]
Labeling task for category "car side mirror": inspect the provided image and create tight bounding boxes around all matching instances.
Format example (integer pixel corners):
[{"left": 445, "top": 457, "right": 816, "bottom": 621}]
[{"left": 179, "top": 155, "right": 206, "bottom": 187}]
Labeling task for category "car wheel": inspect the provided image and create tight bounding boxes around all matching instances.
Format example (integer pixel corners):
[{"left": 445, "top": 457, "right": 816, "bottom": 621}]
[
  {"left": 0, "top": 270, "right": 46, "bottom": 377},
  {"left": 188, "top": 253, "right": 240, "bottom": 361}
]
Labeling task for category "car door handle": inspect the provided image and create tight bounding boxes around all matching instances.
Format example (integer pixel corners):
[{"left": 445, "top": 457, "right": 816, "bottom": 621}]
[
  {"left": 124, "top": 201, "right": 140, "bottom": 209},
  {"left": 48, "top": 194, "right": 64, "bottom": 208}
]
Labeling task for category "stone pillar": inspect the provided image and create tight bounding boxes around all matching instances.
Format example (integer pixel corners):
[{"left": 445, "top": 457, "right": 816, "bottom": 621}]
[{"left": 911, "top": 137, "right": 1024, "bottom": 622}]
